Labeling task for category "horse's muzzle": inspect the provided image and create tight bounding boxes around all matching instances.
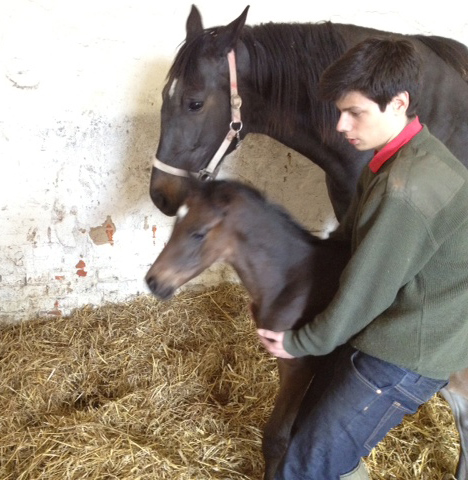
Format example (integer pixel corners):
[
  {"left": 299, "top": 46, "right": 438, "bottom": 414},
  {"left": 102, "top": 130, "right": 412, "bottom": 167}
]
[{"left": 145, "top": 274, "right": 176, "bottom": 300}]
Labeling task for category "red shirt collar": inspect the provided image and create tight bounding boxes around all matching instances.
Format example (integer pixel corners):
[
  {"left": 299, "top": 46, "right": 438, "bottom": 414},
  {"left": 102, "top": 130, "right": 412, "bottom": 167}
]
[{"left": 369, "top": 117, "right": 423, "bottom": 173}]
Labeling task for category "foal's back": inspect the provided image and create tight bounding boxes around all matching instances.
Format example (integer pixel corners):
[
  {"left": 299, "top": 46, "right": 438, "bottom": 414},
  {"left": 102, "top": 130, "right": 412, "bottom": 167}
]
[{"left": 203, "top": 180, "right": 351, "bottom": 328}]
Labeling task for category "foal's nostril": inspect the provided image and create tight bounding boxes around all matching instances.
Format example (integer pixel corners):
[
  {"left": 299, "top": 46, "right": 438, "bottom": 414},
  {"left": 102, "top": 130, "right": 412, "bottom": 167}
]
[
  {"left": 145, "top": 275, "right": 175, "bottom": 300},
  {"left": 146, "top": 275, "right": 158, "bottom": 294}
]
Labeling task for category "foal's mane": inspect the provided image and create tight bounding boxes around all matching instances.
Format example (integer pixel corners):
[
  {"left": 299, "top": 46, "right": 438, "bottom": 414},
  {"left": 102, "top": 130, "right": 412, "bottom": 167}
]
[
  {"left": 202, "top": 180, "right": 321, "bottom": 244},
  {"left": 168, "top": 21, "right": 347, "bottom": 142}
]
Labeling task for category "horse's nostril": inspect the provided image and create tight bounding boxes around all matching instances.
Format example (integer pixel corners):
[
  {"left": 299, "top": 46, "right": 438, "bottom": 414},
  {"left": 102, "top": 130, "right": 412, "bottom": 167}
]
[
  {"left": 149, "top": 191, "right": 179, "bottom": 216},
  {"left": 150, "top": 190, "right": 167, "bottom": 210}
]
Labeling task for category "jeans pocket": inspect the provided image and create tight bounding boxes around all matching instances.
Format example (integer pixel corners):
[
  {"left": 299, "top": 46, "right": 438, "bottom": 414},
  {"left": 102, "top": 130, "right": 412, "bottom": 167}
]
[
  {"left": 350, "top": 350, "right": 406, "bottom": 391},
  {"left": 363, "top": 400, "right": 411, "bottom": 452},
  {"left": 396, "top": 376, "right": 448, "bottom": 406}
]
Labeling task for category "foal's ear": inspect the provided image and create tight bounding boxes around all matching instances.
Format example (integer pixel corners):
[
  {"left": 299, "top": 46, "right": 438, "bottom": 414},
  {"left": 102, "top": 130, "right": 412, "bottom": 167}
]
[
  {"left": 215, "top": 6, "right": 250, "bottom": 55},
  {"left": 186, "top": 5, "right": 204, "bottom": 43},
  {"left": 212, "top": 184, "right": 236, "bottom": 214}
]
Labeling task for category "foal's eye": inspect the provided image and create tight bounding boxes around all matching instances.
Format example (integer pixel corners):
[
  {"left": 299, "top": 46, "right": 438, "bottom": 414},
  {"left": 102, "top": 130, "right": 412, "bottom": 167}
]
[
  {"left": 190, "top": 230, "right": 207, "bottom": 241},
  {"left": 188, "top": 100, "right": 204, "bottom": 112}
]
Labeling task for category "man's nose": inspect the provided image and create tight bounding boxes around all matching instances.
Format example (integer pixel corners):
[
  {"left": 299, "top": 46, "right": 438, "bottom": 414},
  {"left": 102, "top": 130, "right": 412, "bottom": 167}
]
[{"left": 336, "top": 114, "right": 350, "bottom": 133}]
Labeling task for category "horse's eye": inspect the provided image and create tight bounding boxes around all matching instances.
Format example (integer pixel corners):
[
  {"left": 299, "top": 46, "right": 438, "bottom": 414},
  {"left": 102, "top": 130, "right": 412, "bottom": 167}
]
[
  {"left": 188, "top": 101, "right": 204, "bottom": 112},
  {"left": 190, "top": 230, "right": 207, "bottom": 241}
]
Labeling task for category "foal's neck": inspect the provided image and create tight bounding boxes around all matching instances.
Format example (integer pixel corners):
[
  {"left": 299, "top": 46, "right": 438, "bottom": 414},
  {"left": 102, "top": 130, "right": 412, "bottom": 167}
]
[{"left": 228, "top": 209, "right": 314, "bottom": 331}]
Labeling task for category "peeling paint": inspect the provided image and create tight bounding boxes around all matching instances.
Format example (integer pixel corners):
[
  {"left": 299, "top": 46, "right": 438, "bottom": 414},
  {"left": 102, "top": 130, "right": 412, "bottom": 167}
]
[
  {"left": 76, "top": 260, "right": 87, "bottom": 277},
  {"left": 89, "top": 215, "right": 116, "bottom": 246},
  {"left": 27, "top": 227, "right": 38, "bottom": 245},
  {"left": 6, "top": 69, "right": 40, "bottom": 90},
  {"left": 105, "top": 222, "right": 115, "bottom": 245},
  {"left": 49, "top": 300, "right": 62, "bottom": 317},
  {"left": 52, "top": 201, "right": 66, "bottom": 224}
]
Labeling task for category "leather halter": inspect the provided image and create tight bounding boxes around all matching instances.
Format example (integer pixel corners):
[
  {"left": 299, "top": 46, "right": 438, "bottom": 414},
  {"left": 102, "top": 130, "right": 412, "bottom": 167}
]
[{"left": 153, "top": 49, "right": 243, "bottom": 181}]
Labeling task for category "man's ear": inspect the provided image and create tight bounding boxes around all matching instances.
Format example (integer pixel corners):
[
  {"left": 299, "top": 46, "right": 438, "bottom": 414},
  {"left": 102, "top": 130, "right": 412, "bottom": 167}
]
[{"left": 392, "top": 91, "right": 410, "bottom": 114}]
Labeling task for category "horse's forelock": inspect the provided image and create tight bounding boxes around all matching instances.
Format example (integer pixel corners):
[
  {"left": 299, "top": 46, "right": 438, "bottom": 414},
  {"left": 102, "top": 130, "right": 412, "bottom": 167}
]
[{"left": 168, "top": 28, "right": 222, "bottom": 86}]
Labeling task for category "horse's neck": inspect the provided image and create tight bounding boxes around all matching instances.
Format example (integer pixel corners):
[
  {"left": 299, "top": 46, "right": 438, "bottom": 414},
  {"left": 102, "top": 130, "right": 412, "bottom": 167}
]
[
  {"left": 236, "top": 36, "right": 369, "bottom": 215},
  {"left": 228, "top": 215, "right": 313, "bottom": 331}
]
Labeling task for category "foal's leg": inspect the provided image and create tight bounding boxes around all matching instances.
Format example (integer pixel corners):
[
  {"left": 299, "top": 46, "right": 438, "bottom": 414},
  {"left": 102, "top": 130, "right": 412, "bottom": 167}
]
[
  {"left": 262, "top": 356, "right": 319, "bottom": 480},
  {"left": 441, "top": 368, "right": 468, "bottom": 480}
]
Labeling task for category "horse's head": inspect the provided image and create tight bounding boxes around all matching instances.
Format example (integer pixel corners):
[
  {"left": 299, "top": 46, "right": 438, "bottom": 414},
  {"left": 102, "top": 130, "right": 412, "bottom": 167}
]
[
  {"left": 146, "top": 180, "right": 238, "bottom": 299},
  {"left": 150, "top": 5, "right": 250, "bottom": 216}
]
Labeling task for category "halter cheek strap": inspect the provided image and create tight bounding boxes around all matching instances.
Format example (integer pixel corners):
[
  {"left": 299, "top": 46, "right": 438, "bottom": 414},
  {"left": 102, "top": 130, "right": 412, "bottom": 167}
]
[{"left": 153, "top": 49, "right": 243, "bottom": 181}]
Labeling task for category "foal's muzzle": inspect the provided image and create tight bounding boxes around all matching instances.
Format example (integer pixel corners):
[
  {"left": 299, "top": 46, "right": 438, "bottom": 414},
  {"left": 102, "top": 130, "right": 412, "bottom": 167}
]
[{"left": 145, "top": 274, "right": 176, "bottom": 301}]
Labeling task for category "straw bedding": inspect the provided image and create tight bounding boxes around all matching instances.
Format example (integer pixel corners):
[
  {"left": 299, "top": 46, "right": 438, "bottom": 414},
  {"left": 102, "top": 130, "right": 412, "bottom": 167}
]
[{"left": 0, "top": 283, "right": 460, "bottom": 479}]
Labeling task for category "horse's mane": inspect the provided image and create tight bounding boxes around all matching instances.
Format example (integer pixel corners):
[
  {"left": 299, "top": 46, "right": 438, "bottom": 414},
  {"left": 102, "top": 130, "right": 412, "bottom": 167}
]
[
  {"left": 168, "top": 21, "right": 347, "bottom": 142},
  {"left": 413, "top": 35, "right": 468, "bottom": 82},
  {"left": 167, "top": 20, "right": 468, "bottom": 144},
  {"left": 240, "top": 22, "right": 346, "bottom": 140}
]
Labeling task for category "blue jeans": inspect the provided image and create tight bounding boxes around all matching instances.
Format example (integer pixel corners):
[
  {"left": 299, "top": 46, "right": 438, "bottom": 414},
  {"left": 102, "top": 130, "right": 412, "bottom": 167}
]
[{"left": 275, "top": 345, "right": 448, "bottom": 480}]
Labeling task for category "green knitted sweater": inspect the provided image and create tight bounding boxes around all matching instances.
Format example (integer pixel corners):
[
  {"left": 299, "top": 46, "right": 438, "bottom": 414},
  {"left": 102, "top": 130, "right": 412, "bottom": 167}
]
[{"left": 283, "top": 126, "right": 468, "bottom": 379}]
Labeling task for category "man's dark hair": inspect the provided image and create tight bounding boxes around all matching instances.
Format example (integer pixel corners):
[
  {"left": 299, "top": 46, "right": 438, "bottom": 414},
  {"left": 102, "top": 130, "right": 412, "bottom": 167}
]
[{"left": 319, "top": 37, "right": 422, "bottom": 116}]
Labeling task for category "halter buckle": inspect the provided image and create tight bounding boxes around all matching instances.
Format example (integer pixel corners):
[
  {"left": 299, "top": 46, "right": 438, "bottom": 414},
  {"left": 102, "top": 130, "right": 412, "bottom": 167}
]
[
  {"left": 198, "top": 169, "right": 215, "bottom": 182},
  {"left": 231, "top": 93, "right": 242, "bottom": 109}
]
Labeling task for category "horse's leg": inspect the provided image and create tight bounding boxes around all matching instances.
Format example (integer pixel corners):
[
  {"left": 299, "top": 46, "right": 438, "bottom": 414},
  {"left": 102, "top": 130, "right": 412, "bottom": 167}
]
[
  {"left": 262, "top": 356, "right": 319, "bottom": 480},
  {"left": 441, "top": 368, "right": 468, "bottom": 480}
]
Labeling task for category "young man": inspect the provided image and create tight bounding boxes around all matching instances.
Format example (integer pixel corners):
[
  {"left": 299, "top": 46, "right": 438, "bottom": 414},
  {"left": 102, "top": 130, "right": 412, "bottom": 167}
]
[{"left": 257, "top": 37, "right": 468, "bottom": 479}]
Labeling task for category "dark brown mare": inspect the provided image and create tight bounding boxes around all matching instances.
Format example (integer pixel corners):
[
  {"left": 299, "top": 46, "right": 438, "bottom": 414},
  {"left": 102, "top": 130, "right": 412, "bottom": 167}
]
[
  {"left": 150, "top": 5, "right": 468, "bottom": 221},
  {"left": 145, "top": 180, "right": 468, "bottom": 480}
]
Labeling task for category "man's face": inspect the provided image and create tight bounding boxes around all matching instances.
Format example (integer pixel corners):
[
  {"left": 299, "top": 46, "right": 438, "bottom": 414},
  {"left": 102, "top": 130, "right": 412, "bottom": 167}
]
[{"left": 335, "top": 91, "right": 406, "bottom": 152}]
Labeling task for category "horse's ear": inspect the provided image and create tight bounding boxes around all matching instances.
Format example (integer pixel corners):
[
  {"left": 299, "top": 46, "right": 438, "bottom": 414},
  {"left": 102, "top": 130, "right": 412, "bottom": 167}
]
[
  {"left": 215, "top": 6, "right": 250, "bottom": 55},
  {"left": 186, "top": 5, "right": 204, "bottom": 43}
]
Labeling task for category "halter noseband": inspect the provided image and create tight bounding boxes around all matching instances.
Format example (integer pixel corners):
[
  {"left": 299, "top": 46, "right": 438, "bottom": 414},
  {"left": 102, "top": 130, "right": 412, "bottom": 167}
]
[{"left": 153, "top": 49, "right": 243, "bottom": 182}]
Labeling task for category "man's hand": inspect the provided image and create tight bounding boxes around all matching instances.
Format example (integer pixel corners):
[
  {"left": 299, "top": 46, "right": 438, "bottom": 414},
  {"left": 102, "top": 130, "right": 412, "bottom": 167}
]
[{"left": 257, "top": 329, "right": 295, "bottom": 359}]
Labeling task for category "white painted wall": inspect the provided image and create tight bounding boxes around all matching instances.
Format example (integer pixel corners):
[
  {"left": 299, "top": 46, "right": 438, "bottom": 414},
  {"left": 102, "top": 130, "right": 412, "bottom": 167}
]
[{"left": 1, "top": 0, "right": 467, "bottom": 323}]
